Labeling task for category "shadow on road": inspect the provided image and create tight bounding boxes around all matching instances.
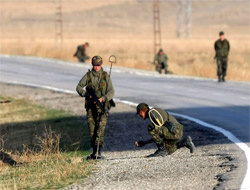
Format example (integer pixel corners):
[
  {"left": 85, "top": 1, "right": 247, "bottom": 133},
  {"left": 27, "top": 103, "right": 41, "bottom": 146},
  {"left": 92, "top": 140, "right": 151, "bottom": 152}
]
[{"left": 1, "top": 107, "right": 249, "bottom": 153}]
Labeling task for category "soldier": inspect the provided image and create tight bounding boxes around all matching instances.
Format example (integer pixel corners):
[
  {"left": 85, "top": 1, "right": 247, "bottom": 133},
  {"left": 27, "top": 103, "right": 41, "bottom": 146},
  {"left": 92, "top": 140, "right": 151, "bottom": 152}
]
[
  {"left": 154, "top": 49, "right": 168, "bottom": 74},
  {"left": 214, "top": 31, "right": 230, "bottom": 82},
  {"left": 135, "top": 103, "right": 195, "bottom": 157},
  {"left": 74, "top": 42, "right": 90, "bottom": 63},
  {"left": 76, "top": 55, "right": 115, "bottom": 160}
]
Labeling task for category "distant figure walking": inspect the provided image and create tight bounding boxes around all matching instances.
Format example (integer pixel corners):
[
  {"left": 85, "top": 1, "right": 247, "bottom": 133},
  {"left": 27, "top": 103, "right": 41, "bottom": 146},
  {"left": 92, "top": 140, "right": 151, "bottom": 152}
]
[
  {"left": 74, "top": 42, "right": 90, "bottom": 63},
  {"left": 154, "top": 49, "right": 168, "bottom": 74},
  {"left": 214, "top": 31, "right": 230, "bottom": 82}
]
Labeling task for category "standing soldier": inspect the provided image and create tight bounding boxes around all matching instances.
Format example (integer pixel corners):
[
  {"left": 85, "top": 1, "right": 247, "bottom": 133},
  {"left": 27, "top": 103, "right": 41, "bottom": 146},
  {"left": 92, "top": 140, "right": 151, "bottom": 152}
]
[
  {"left": 135, "top": 103, "right": 195, "bottom": 157},
  {"left": 154, "top": 49, "right": 168, "bottom": 74},
  {"left": 76, "top": 55, "right": 115, "bottom": 160},
  {"left": 214, "top": 31, "right": 230, "bottom": 82},
  {"left": 74, "top": 42, "right": 90, "bottom": 63}
]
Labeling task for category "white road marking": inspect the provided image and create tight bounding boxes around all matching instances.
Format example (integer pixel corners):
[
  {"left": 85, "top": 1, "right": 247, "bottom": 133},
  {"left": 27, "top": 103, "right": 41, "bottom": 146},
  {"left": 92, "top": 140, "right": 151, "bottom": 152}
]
[{"left": 2, "top": 80, "right": 250, "bottom": 190}]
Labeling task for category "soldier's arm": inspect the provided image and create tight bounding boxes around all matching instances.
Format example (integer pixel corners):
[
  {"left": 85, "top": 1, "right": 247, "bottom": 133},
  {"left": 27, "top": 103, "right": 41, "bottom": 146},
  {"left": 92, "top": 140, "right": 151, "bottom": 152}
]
[
  {"left": 76, "top": 74, "right": 88, "bottom": 97},
  {"left": 102, "top": 76, "right": 115, "bottom": 102},
  {"left": 228, "top": 40, "right": 230, "bottom": 52}
]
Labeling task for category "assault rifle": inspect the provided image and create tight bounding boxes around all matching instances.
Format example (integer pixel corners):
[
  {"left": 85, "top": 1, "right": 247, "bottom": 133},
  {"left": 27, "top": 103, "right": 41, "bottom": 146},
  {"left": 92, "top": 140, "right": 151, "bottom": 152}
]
[{"left": 86, "top": 87, "right": 106, "bottom": 114}]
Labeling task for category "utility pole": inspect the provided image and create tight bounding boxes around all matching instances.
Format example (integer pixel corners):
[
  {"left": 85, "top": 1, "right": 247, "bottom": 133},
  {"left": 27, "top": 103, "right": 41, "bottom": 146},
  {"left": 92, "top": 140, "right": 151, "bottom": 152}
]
[
  {"left": 176, "top": 0, "right": 192, "bottom": 38},
  {"left": 55, "top": 0, "right": 63, "bottom": 49},
  {"left": 153, "top": 0, "right": 162, "bottom": 54}
]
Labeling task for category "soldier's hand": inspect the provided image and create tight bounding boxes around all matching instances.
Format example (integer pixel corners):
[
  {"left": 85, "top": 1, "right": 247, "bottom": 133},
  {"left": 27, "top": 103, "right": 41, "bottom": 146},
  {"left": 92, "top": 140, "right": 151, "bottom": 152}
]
[
  {"left": 135, "top": 141, "right": 146, "bottom": 147},
  {"left": 98, "top": 98, "right": 103, "bottom": 102}
]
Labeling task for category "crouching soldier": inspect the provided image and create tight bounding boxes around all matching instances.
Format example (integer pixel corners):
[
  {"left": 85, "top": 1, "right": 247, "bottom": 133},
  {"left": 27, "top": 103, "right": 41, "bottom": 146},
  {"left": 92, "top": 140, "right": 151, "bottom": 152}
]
[
  {"left": 76, "top": 55, "right": 115, "bottom": 160},
  {"left": 135, "top": 103, "right": 195, "bottom": 157}
]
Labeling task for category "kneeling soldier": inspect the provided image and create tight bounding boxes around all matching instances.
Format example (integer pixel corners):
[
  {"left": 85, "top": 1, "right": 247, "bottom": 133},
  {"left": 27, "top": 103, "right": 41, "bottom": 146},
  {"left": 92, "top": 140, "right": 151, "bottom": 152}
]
[
  {"left": 76, "top": 55, "right": 115, "bottom": 159},
  {"left": 135, "top": 103, "right": 195, "bottom": 157}
]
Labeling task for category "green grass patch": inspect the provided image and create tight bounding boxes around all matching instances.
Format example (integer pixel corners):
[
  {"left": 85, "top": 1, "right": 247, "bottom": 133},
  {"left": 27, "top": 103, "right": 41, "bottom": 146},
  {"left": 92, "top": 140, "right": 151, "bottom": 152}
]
[{"left": 0, "top": 95, "right": 94, "bottom": 189}]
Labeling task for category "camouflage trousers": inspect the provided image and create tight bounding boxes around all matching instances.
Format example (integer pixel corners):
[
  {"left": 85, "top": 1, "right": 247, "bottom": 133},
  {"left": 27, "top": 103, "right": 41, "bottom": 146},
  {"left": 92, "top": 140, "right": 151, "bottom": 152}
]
[
  {"left": 217, "top": 58, "right": 228, "bottom": 77},
  {"left": 78, "top": 55, "right": 90, "bottom": 63},
  {"left": 156, "top": 62, "right": 168, "bottom": 74},
  {"left": 87, "top": 106, "right": 107, "bottom": 148},
  {"left": 148, "top": 124, "right": 183, "bottom": 155}
]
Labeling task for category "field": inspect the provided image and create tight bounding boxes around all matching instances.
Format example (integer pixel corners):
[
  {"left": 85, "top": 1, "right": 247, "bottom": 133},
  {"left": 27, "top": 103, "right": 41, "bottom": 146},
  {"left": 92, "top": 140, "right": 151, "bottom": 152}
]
[{"left": 0, "top": 0, "right": 249, "bottom": 81}]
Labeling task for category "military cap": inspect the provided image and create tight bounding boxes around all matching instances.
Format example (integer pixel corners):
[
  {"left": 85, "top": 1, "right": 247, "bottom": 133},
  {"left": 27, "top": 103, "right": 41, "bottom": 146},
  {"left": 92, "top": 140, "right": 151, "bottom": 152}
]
[
  {"left": 219, "top": 31, "right": 224, "bottom": 36},
  {"left": 159, "top": 49, "right": 163, "bottom": 52},
  {"left": 92, "top": 55, "right": 103, "bottom": 66},
  {"left": 136, "top": 103, "right": 149, "bottom": 114},
  {"left": 85, "top": 42, "right": 89, "bottom": 46}
]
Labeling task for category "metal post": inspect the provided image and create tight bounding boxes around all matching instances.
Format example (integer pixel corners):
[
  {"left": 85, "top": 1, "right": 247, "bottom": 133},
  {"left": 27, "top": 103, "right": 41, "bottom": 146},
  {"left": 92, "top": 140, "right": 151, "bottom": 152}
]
[
  {"left": 153, "top": 0, "right": 162, "bottom": 54},
  {"left": 55, "top": 0, "right": 63, "bottom": 49},
  {"left": 176, "top": 0, "right": 192, "bottom": 38}
]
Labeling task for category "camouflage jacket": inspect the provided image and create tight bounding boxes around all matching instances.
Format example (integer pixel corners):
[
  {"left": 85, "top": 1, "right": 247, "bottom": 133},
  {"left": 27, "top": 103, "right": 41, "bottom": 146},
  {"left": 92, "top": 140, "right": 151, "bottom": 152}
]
[
  {"left": 214, "top": 39, "right": 230, "bottom": 58},
  {"left": 76, "top": 68, "right": 114, "bottom": 103},
  {"left": 154, "top": 53, "right": 168, "bottom": 65},
  {"left": 74, "top": 45, "right": 86, "bottom": 59}
]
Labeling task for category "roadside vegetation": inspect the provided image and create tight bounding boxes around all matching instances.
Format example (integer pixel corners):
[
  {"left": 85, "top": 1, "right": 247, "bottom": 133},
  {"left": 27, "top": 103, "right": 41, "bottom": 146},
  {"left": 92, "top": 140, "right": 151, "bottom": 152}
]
[{"left": 0, "top": 95, "right": 94, "bottom": 189}]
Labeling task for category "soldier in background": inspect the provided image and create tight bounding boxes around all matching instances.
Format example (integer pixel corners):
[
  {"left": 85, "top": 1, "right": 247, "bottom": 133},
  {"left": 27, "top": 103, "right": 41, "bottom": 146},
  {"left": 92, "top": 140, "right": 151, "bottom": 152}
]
[
  {"left": 135, "top": 103, "right": 195, "bottom": 157},
  {"left": 154, "top": 49, "right": 168, "bottom": 74},
  {"left": 74, "top": 42, "right": 90, "bottom": 63},
  {"left": 76, "top": 56, "right": 115, "bottom": 160},
  {"left": 214, "top": 31, "right": 230, "bottom": 82}
]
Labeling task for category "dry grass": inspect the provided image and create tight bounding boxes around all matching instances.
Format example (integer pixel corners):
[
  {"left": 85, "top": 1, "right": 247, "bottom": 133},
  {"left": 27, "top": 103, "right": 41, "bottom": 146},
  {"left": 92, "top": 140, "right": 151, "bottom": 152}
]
[
  {"left": 0, "top": 129, "right": 94, "bottom": 190},
  {"left": 0, "top": 96, "right": 93, "bottom": 189},
  {"left": 0, "top": 0, "right": 249, "bottom": 81},
  {"left": 1, "top": 38, "right": 249, "bottom": 81}
]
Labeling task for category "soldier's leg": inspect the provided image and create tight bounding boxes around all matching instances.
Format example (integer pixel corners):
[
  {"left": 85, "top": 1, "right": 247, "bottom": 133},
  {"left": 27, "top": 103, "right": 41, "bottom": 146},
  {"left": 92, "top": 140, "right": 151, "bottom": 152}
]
[
  {"left": 222, "top": 58, "right": 228, "bottom": 81},
  {"left": 95, "top": 114, "right": 107, "bottom": 148},
  {"left": 156, "top": 65, "right": 161, "bottom": 74},
  {"left": 177, "top": 136, "right": 195, "bottom": 153},
  {"left": 164, "top": 140, "right": 179, "bottom": 155},
  {"left": 87, "top": 108, "right": 96, "bottom": 148},
  {"left": 147, "top": 125, "right": 167, "bottom": 157},
  {"left": 217, "top": 59, "right": 222, "bottom": 82},
  {"left": 164, "top": 62, "right": 168, "bottom": 74}
]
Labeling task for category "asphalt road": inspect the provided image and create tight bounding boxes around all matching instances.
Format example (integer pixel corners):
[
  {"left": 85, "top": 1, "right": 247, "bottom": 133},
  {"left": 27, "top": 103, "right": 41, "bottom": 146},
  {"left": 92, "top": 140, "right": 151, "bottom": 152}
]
[
  {"left": 1, "top": 55, "right": 249, "bottom": 145},
  {"left": 0, "top": 55, "right": 250, "bottom": 188}
]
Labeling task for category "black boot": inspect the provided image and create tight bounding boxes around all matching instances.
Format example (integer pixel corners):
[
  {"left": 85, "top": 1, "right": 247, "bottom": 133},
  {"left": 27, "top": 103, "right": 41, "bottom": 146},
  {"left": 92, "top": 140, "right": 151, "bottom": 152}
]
[
  {"left": 177, "top": 136, "right": 195, "bottom": 153},
  {"left": 222, "top": 76, "right": 226, "bottom": 82},
  {"left": 147, "top": 144, "right": 168, "bottom": 157},
  {"left": 86, "top": 146, "right": 97, "bottom": 160}
]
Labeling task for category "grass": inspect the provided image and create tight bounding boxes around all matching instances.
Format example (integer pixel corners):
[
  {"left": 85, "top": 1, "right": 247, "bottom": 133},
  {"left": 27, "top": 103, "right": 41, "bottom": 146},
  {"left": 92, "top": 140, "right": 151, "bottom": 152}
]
[{"left": 0, "top": 95, "right": 94, "bottom": 189}]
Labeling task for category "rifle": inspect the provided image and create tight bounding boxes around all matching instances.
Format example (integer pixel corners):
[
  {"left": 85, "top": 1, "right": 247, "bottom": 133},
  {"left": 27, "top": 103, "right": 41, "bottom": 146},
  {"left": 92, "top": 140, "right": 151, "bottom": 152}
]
[{"left": 86, "top": 87, "right": 106, "bottom": 114}]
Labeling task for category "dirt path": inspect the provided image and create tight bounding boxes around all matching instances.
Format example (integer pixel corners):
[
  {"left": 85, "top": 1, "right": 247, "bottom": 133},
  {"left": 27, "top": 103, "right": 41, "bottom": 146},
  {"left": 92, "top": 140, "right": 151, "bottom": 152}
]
[{"left": 0, "top": 83, "right": 244, "bottom": 189}]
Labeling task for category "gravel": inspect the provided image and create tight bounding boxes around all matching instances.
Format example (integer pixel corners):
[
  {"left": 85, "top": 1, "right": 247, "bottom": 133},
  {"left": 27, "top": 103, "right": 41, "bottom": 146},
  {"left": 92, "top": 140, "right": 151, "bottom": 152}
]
[{"left": 0, "top": 83, "right": 244, "bottom": 190}]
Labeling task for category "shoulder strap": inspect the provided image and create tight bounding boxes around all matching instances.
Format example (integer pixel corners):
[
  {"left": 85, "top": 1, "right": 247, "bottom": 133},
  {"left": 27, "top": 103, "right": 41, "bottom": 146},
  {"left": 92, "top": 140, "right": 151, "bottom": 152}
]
[{"left": 87, "top": 70, "right": 91, "bottom": 85}]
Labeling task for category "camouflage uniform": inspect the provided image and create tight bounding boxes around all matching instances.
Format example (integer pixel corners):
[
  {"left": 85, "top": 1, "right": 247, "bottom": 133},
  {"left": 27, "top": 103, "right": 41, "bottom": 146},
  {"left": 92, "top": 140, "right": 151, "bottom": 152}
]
[
  {"left": 74, "top": 44, "right": 90, "bottom": 63},
  {"left": 154, "top": 52, "right": 168, "bottom": 74},
  {"left": 214, "top": 39, "right": 230, "bottom": 79},
  {"left": 148, "top": 108, "right": 183, "bottom": 154},
  {"left": 76, "top": 67, "right": 114, "bottom": 148}
]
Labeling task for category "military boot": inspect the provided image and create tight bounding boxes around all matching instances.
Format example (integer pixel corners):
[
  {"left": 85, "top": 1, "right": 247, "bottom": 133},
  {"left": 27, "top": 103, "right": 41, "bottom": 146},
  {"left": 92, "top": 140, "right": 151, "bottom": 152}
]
[
  {"left": 222, "top": 76, "right": 226, "bottom": 82},
  {"left": 147, "top": 144, "right": 168, "bottom": 158},
  {"left": 177, "top": 136, "right": 195, "bottom": 153},
  {"left": 86, "top": 146, "right": 97, "bottom": 160},
  {"left": 218, "top": 76, "right": 222, "bottom": 82}
]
